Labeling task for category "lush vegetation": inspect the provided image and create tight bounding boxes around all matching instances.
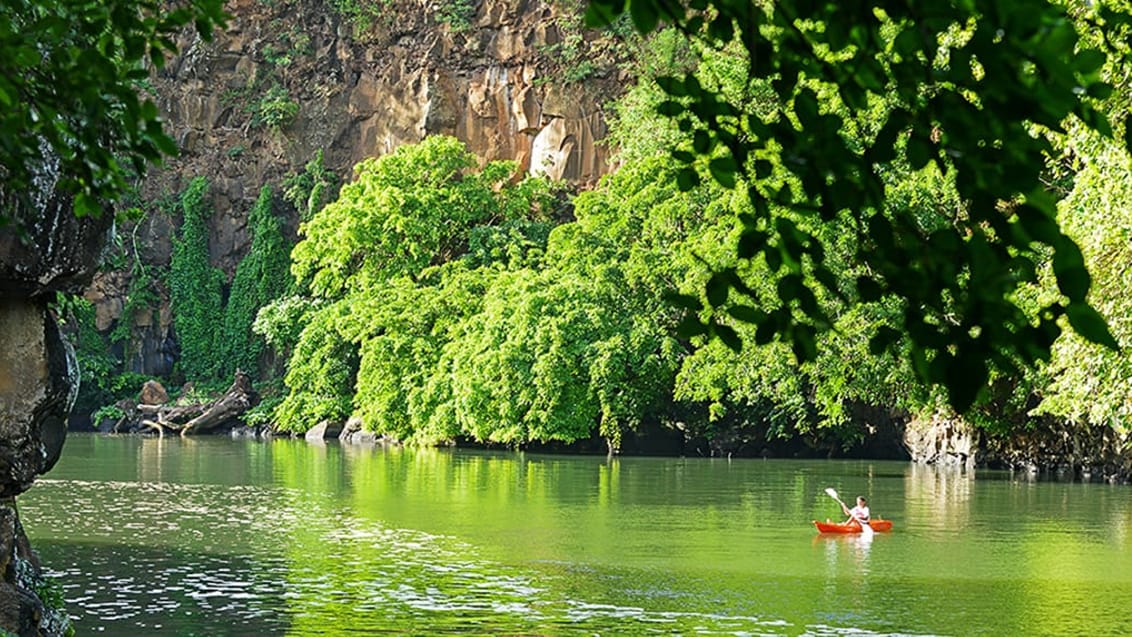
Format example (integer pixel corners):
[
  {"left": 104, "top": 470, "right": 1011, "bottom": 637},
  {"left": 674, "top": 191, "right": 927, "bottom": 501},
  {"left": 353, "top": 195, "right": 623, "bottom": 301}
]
[
  {"left": 0, "top": 0, "right": 225, "bottom": 218},
  {"left": 244, "top": 12, "right": 1132, "bottom": 452},
  {"left": 218, "top": 186, "right": 293, "bottom": 379},
  {"left": 587, "top": 0, "right": 1132, "bottom": 412},
  {"left": 55, "top": 1, "right": 1132, "bottom": 456},
  {"left": 168, "top": 177, "right": 227, "bottom": 381}
]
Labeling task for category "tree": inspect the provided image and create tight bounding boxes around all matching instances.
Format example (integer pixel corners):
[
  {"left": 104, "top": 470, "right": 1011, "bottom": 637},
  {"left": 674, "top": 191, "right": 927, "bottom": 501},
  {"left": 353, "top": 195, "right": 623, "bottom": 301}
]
[
  {"left": 586, "top": 0, "right": 1132, "bottom": 411},
  {"left": 0, "top": 0, "right": 225, "bottom": 218},
  {"left": 275, "top": 137, "right": 554, "bottom": 433}
]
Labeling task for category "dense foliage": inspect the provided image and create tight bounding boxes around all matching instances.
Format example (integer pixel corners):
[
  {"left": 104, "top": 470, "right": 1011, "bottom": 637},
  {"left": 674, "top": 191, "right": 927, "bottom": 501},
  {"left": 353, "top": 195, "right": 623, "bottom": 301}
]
[
  {"left": 270, "top": 136, "right": 557, "bottom": 435},
  {"left": 168, "top": 177, "right": 226, "bottom": 381},
  {"left": 587, "top": 0, "right": 1132, "bottom": 411},
  {"left": 0, "top": 0, "right": 225, "bottom": 219},
  {"left": 269, "top": 126, "right": 939, "bottom": 449},
  {"left": 255, "top": 14, "right": 1132, "bottom": 450},
  {"left": 218, "top": 186, "right": 293, "bottom": 379},
  {"left": 64, "top": 2, "right": 1132, "bottom": 454},
  {"left": 169, "top": 179, "right": 292, "bottom": 385}
]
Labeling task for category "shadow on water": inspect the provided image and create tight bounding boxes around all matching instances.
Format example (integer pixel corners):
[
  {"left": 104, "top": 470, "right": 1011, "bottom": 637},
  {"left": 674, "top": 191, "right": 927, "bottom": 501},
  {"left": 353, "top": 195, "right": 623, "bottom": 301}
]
[{"left": 34, "top": 540, "right": 293, "bottom": 636}]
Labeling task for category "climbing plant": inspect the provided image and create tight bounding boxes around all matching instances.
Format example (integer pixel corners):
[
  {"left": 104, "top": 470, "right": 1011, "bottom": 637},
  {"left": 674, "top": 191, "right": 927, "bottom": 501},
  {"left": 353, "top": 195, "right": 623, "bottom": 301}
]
[
  {"left": 218, "top": 186, "right": 293, "bottom": 379},
  {"left": 282, "top": 150, "right": 339, "bottom": 222},
  {"left": 168, "top": 177, "right": 225, "bottom": 382}
]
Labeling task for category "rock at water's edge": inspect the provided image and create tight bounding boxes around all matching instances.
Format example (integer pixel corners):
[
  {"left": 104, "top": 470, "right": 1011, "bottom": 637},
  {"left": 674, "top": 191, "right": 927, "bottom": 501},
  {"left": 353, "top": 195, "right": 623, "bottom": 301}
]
[
  {"left": 0, "top": 301, "right": 76, "bottom": 497},
  {"left": 0, "top": 500, "right": 71, "bottom": 636}
]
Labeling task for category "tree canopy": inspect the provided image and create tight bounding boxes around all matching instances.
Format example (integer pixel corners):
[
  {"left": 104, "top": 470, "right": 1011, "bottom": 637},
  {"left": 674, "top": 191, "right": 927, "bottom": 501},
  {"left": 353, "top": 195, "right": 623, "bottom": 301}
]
[
  {"left": 586, "top": 0, "right": 1132, "bottom": 411},
  {"left": 0, "top": 0, "right": 225, "bottom": 218}
]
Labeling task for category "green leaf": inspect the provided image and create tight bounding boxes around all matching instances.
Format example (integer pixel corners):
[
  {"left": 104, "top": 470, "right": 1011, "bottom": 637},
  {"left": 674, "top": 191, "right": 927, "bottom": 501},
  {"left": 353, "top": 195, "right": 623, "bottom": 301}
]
[
  {"left": 1065, "top": 302, "right": 1119, "bottom": 349},
  {"left": 1086, "top": 82, "right": 1113, "bottom": 100},
  {"left": 1015, "top": 202, "right": 1060, "bottom": 245},
  {"left": 791, "top": 324, "right": 817, "bottom": 363},
  {"left": 1075, "top": 48, "right": 1105, "bottom": 75},
  {"left": 906, "top": 132, "right": 932, "bottom": 169},
  {"left": 656, "top": 100, "right": 685, "bottom": 116},
  {"left": 655, "top": 75, "right": 685, "bottom": 96},
  {"left": 676, "top": 313, "right": 710, "bottom": 338},
  {"left": 628, "top": 0, "right": 659, "bottom": 34},
  {"left": 727, "top": 304, "right": 765, "bottom": 323},
  {"left": 737, "top": 229, "right": 767, "bottom": 259},
  {"left": 73, "top": 191, "right": 99, "bottom": 218},
  {"left": 693, "top": 130, "right": 711, "bottom": 154},
  {"left": 707, "top": 15, "right": 734, "bottom": 42},
  {"left": 152, "top": 131, "right": 179, "bottom": 157},
  {"left": 813, "top": 266, "right": 843, "bottom": 299},
  {"left": 1125, "top": 114, "right": 1132, "bottom": 155},
  {"left": 765, "top": 246, "right": 782, "bottom": 272},
  {"left": 945, "top": 349, "right": 987, "bottom": 413},
  {"left": 584, "top": 1, "right": 620, "bottom": 27},
  {"left": 676, "top": 167, "right": 699, "bottom": 191},
  {"left": 793, "top": 89, "right": 819, "bottom": 127},
  {"left": 856, "top": 275, "right": 883, "bottom": 302},
  {"left": 755, "top": 318, "right": 776, "bottom": 345},
  {"left": 753, "top": 159, "right": 772, "bottom": 179},
  {"left": 868, "top": 326, "right": 900, "bottom": 355},
  {"left": 1052, "top": 240, "right": 1090, "bottom": 302},
  {"left": 664, "top": 292, "right": 703, "bottom": 311}
]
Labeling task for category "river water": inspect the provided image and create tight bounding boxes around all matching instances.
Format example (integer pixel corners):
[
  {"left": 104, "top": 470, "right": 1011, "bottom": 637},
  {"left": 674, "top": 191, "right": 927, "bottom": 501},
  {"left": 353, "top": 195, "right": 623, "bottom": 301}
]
[{"left": 18, "top": 434, "right": 1132, "bottom": 636}]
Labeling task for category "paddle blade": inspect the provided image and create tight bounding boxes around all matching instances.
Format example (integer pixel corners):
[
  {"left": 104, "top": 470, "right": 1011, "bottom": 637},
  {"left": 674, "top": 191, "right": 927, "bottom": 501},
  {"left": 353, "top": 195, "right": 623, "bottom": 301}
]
[{"left": 824, "top": 487, "right": 839, "bottom": 500}]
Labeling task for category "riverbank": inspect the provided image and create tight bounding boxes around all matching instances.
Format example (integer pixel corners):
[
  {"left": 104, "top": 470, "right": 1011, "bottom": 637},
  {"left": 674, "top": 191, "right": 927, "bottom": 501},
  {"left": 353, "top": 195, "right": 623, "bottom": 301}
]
[{"left": 88, "top": 383, "right": 1132, "bottom": 483}]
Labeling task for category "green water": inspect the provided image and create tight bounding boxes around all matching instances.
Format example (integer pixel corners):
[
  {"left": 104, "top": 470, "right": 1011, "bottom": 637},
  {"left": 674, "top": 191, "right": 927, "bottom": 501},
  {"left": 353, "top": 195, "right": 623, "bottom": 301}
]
[{"left": 18, "top": 434, "right": 1132, "bottom": 636}]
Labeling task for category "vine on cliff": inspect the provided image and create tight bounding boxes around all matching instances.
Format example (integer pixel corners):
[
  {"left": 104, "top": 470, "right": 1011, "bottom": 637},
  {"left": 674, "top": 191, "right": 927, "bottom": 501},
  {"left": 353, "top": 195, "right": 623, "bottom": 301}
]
[
  {"left": 168, "top": 177, "right": 225, "bottom": 382},
  {"left": 218, "top": 186, "right": 293, "bottom": 379}
]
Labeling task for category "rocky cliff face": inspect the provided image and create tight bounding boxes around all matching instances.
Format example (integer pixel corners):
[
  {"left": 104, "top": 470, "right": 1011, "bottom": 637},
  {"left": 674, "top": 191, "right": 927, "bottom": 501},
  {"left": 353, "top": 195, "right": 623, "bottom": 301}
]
[
  {"left": 88, "top": 0, "right": 629, "bottom": 376},
  {"left": 0, "top": 171, "right": 101, "bottom": 633}
]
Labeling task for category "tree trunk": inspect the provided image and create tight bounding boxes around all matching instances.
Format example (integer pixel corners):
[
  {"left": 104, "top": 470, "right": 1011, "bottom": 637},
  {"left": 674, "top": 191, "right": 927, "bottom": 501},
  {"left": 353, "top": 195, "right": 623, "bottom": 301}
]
[{"left": 180, "top": 371, "right": 256, "bottom": 436}]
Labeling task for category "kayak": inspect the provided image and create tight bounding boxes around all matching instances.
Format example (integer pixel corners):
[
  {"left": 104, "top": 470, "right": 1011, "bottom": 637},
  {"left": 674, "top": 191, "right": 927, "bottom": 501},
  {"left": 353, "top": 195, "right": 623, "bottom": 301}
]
[{"left": 813, "top": 519, "right": 893, "bottom": 533}]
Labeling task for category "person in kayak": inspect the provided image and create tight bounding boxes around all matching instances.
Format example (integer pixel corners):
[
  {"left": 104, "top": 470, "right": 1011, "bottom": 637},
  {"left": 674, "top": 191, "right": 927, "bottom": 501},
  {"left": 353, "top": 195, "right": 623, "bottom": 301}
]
[{"left": 841, "top": 496, "right": 870, "bottom": 527}]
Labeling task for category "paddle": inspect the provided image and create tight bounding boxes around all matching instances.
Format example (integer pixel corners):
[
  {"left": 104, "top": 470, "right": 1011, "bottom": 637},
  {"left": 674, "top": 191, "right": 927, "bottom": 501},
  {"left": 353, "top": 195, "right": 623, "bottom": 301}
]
[{"left": 825, "top": 487, "right": 873, "bottom": 536}]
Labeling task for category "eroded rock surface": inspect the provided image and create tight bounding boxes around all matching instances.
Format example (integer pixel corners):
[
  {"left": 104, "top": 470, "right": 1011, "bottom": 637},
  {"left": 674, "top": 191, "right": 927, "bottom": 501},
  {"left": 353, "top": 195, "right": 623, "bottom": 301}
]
[{"left": 1, "top": 163, "right": 110, "bottom": 634}]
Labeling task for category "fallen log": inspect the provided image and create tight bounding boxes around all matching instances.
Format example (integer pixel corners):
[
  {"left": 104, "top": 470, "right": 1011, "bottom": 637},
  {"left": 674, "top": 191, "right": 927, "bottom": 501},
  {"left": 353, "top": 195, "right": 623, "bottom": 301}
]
[
  {"left": 140, "top": 419, "right": 171, "bottom": 438},
  {"left": 180, "top": 371, "right": 256, "bottom": 436}
]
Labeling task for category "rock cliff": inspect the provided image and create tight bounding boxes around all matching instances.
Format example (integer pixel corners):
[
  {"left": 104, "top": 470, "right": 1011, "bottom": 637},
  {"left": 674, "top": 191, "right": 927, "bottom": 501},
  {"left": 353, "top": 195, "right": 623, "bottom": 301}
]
[
  {"left": 88, "top": 0, "right": 630, "bottom": 377},
  {"left": 0, "top": 170, "right": 103, "bottom": 633}
]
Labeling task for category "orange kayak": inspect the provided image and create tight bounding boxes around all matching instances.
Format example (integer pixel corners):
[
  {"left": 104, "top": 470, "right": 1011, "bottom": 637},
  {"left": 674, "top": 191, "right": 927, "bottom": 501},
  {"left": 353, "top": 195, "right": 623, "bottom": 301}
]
[{"left": 813, "top": 519, "right": 893, "bottom": 533}]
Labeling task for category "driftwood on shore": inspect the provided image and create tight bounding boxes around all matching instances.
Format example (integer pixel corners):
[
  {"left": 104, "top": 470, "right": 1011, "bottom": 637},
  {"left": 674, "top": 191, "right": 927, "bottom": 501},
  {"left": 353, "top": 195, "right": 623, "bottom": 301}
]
[{"left": 120, "top": 372, "right": 256, "bottom": 437}]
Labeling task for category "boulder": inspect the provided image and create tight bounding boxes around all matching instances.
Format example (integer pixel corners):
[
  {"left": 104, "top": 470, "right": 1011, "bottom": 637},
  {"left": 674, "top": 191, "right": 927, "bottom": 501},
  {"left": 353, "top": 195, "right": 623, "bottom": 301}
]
[
  {"left": 0, "top": 501, "right": 71, "bottom": 636},
  {"left": 138, "top": 380, "right": 169, "bottom": 406},
  {"left": 1, "top": 156, "right": 112, "bottom": 634},
  {"left": 305, "top": 419, "right": 345, "bottom": 442}
]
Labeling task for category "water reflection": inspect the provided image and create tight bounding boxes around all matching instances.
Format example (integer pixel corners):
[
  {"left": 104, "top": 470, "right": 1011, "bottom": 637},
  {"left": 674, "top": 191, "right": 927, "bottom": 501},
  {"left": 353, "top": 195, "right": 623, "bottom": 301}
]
[
  {"left": 18, "top": 436, "right": 1132, "bottom": 637},
  {"left": 815, "top": 533, "right": 873, "bottom": 574}
]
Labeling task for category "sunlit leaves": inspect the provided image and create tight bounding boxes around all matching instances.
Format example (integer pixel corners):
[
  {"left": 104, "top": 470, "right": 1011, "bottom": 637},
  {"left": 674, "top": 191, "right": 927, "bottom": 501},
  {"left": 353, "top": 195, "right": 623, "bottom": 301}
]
[
  {"left": 586, "top": 0, "right": 1130, "bottom": 413},
  {"left": 291, "top": 136, "right": 543, "bottom": 298}
]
